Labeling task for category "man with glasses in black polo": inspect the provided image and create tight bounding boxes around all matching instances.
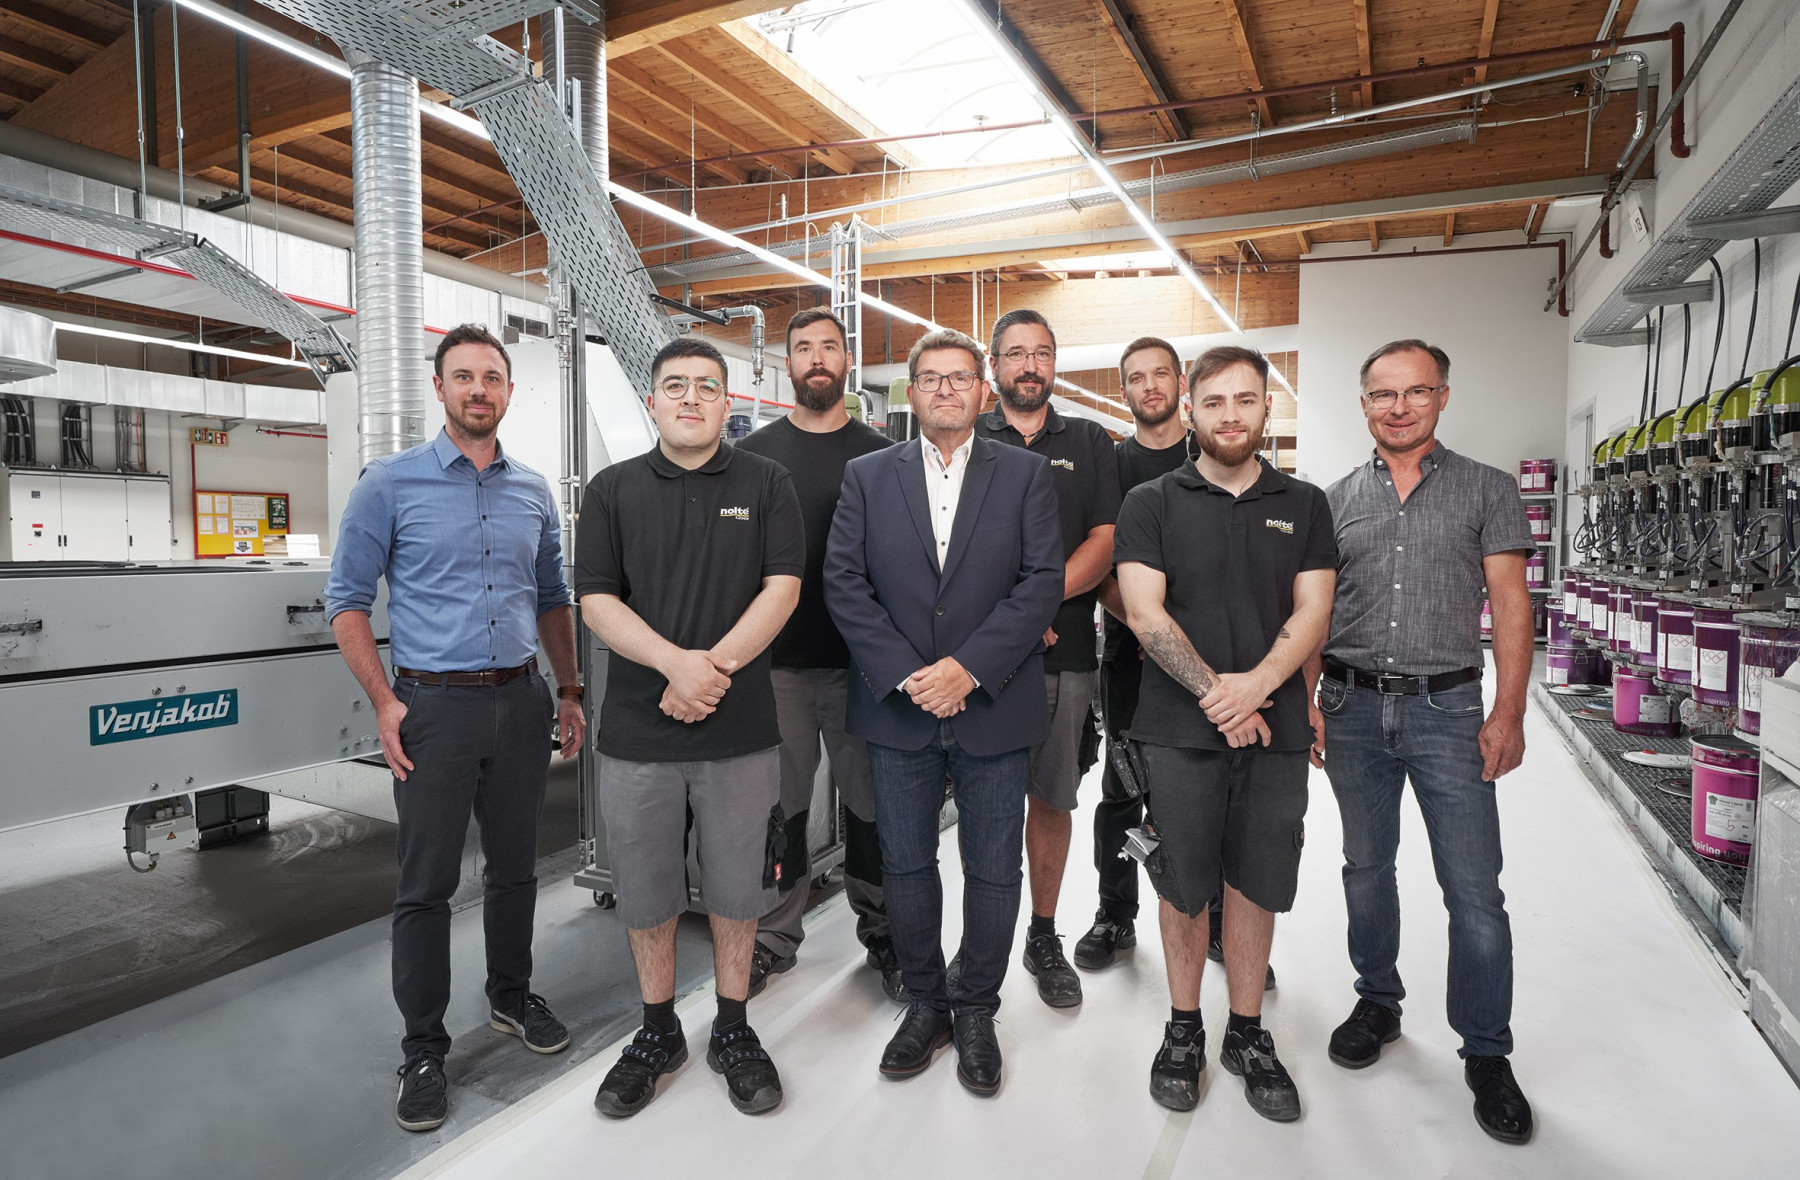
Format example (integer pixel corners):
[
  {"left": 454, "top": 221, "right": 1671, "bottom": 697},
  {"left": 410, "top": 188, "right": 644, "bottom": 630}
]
[
  {"left": 576, "top": 338, "right": 804, "bottom": 1119},
  {"left": 1308, "top": 338, "right": 1535, "bottom": 1145}
]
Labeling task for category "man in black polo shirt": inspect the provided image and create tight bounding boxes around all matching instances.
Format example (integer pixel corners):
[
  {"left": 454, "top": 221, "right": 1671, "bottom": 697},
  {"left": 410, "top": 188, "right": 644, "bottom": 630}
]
[
  {"left": 735, "top": 308, "right": 901, "bottom": 1002},
  {"left": 575, "top": 338, "right": 804, "bottom": 1119},
  {"left": 1116, "top": 345, "right": 1336, "bottom": 1121},
  {"left": 973, "top": 308, "right": 1120, "bottom": 1010}
]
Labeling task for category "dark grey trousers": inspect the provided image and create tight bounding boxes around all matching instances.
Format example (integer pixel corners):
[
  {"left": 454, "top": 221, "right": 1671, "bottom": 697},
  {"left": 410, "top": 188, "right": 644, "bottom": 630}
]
[{"left": 390, "top": 672, "right": 552, "bottom": 1061}]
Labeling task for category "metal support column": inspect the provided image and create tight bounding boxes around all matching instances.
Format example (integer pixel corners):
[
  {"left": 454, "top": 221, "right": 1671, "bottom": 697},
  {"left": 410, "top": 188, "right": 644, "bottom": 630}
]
[{"left": 830, "top": 216, "right": 866, "bottom": 400}]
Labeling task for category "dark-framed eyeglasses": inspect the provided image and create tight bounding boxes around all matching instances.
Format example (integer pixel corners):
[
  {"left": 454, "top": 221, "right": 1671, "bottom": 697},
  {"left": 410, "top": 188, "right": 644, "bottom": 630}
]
[
  {"left": 658, "top": 375, "right": 726, "bottom": 401},
  {"left": 998, "top": 346, "right": 1056, "bottom": 366},
  {"left": 1363, "top": 385, "right": 1444, "bottom": 410},
  {"left": 913, "top": 371, "right": 979, "bottom": 393}
]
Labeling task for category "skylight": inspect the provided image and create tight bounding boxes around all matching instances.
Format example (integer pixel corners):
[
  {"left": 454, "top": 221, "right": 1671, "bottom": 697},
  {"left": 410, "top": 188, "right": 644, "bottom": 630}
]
[{"left": 749, "top": 0, "right": 1078, "bottom": 170}]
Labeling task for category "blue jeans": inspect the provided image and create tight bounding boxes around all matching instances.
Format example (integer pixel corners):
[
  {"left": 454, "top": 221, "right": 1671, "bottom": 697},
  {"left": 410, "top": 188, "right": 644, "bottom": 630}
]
[
  {"left": 1319, "top": 675, "right": 1514, "bottom": 1058},
  {"left": 867, "top": 722, "right": 1029, "bottom": 1014}
]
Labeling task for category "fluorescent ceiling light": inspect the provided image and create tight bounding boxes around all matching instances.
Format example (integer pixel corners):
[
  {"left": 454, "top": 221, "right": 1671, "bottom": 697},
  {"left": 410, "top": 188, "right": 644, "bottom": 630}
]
[{"left": 54, "top": 322, "right": 312, "bottom": 368}]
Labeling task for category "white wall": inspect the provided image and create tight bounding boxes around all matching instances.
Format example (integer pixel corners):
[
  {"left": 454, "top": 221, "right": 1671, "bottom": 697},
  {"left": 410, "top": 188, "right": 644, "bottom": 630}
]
[{"left": 1297, "top": 230, "right": 1569, "bottom": 487}]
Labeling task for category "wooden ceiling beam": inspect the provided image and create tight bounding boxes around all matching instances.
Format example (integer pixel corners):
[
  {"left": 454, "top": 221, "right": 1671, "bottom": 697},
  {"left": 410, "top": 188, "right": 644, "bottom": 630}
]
[
  {"left": 1091, "top": 0, "right": 1187, "bottom": 141},
  {"left": 607, "top": 94, "right": 750, "bottom": 183},
  {"left": 1473, "top": 0, "right": 1502, "bottom": 87},
  {"left": 316, "top": 127, "right": 519, "bottom": 207},
  {"left": 1525, "top": 202, "right": 1547, "bottom": 242},
  {"left": 651, "top": 38, "right": 855, "bottom": 175},
  {"left": 186, "top": 98, "right": 353, "bottom": 171},
  {"left": 268, "top": 144, "right": 516, "bottom": 236},
  {"left": 607, "top": 0, "right": 790, "bottom": 58},
  {"left": 1369, "top": 221, "right": 1380, "bottom": 252},
  {"left": 0, "top": 74, "right": 46, "bottom": 105},
  {"left": 1350, "top": 0, "right": 1373, "bottom": 108},
  {"left": 609, "top": 57, "right": 785, "bottom": 166},
  {"left": 1222, "top": 0, "right": 1275, "bottom": 127},
  {"left": 6, "top": 0, "right": 114, "bottom": 53},
  {"left": 1295, "top": 229, "right": 1313, "bottom": 255},
  {"left": 713, "top": 22, "right": 921, "bottom": 169},
  {"left": 969, "top": 0, "right": 1094, "bottom": 144},
  {"left": 0, "top": 32, "right": 79, "bottom": 79},
  {"left": 1444, "top": 212, "right": 1456, "bottom": 245}
]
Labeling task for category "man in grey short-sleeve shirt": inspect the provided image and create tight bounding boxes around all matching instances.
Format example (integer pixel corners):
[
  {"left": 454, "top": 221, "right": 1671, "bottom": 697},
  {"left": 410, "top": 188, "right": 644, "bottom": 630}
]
[{"left": 1308, "top": 339, "right": 1536, "bottom": 1147}]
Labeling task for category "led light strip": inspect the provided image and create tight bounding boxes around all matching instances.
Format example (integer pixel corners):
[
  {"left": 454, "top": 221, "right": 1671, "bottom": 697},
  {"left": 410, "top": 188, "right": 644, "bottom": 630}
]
[{"left": 54, "top": 321, "right": 312, "bottom": 368}]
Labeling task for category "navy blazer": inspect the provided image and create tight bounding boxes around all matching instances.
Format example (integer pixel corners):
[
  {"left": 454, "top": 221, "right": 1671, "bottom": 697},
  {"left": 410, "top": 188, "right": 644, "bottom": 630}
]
[{"left": 824, "top": 433, "right": 1064, "bottom": 756}]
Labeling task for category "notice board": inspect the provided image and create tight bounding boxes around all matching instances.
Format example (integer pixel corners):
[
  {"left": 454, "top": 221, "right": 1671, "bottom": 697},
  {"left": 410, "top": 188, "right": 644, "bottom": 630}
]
[{"left": 194, "top": 489, "right": 290, "bottom": 558}]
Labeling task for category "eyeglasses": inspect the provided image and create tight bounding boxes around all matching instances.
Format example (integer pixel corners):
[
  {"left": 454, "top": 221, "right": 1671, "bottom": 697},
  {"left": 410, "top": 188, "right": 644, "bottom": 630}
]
[
  {"left": 912, "top": 371, "right": 979, "bottom": 392},
  {"left": 998, "top": 347, "right": 1056, "bottom": 366},
  {"left": 1363, "top": 385, "right": 1444, "bottom": 410},
  {"left": 658, "top": 375, "right": 726, "bottom": 401}
]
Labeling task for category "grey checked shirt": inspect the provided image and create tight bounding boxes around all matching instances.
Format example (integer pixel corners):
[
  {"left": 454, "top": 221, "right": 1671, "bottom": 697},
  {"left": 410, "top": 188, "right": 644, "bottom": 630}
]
[{"left": 1323, "top": 444, "right": 1533, "bottom": 676}]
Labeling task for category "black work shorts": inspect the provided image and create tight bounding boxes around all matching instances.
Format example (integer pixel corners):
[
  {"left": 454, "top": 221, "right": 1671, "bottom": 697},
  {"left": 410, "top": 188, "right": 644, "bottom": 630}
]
[{"left": 1136, "top": 742, "right": 1309, "bottom": 916}]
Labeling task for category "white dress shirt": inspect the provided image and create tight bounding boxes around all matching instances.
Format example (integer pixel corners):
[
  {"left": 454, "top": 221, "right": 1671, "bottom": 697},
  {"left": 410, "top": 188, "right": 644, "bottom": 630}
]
[
  {"left": 904, "top": 431, "right": 979, "bottom": 692},
  {"left": 921, "top": 431, "right": 975, "bottom": 567}
]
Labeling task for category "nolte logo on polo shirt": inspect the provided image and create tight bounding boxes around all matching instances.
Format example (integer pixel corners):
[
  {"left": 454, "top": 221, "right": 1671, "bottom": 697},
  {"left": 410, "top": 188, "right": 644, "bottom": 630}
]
[
  {"left": 1050, "top": 458, "right": 1075, "bottom": 471},
  {"left": 1265, "top": 518, "right": 1294, "bottom": 534},
  {"left": 720, "top": 506, "right": 751, "bottom": 521}
]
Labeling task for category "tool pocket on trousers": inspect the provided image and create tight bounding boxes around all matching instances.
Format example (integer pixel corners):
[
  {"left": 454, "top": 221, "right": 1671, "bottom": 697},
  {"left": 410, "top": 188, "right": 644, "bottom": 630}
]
[
  {"left": 1317, "top": 677, "right": 1350, "bottom": 716},
  {"left": 1143, "top": 843, "right": 1186, "bottom": 914},
  {"left": 763, "top": 804, "right": 788, "bottom": 890}
]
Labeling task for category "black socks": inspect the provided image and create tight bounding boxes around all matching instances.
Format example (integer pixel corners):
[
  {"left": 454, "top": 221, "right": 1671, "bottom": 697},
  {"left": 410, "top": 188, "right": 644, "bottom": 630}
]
[
  {"left": 714, "top": 995, "right": 748, "bottom": 1039},
  {"left": 1029, "top": 913, "right": 1056, "bottom": 939},
  {"left": 1171, "top": 1006, "right": 1202, "bottom": 1032},
  {"left": 1228, "top": 1010, "right": 1263, "bottom": 1038},
  {"left": 643, "top": 998, "right": 678, "bottom": 1036}
]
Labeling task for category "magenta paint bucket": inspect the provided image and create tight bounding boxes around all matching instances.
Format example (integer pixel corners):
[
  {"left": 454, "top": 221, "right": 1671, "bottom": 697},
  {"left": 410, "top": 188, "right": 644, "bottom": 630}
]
[
  {"left": 1526, "top": 503, "right": 1554, "bottom": 542},
  {"left": 1689, "top": 734, "right": 1760, "bottom": 865},
  {"left": 1533, "top": 598, "right": 1549, "bottom": 640},
  {"left": 1656, "top": 593, "right": 1695, "bottom": 685},
  {"left": 1610, "top": 583, "right": 1637, "bottom": 654},
  {"left": 1562, "top": 571, "right": 1580, "bottom": 622},
  {"left": 1613, "top": 664, "right": 1679, "bottom": 737},
  {"left": 1574, "top": 574, "right": 1594, "bottom": 632},
  {"left": 1589, "top": 578, "right": 1613, "bottom": 643},
  {"left": 1549, "top": 612, "right": 1574, "bottom": 647},
  {"left": 1630, "top": 589, "right": 1659, "bottom": 670},
  {"left": 1692, "top": 604, "right": 1748, "bottom": 709},
  {"left": 1737, "top": 613, "right": 1800, "bottom": 736},
  {"left": 1480, "top": 598, "right": 1493, "bottom": 640},
  {"left": 1526, "top": 550, "right": 1549, "bottom": 589},
  {"left": 1548, "top": 645, "right": 1601, "bottom": 685},
  {"left": 1519, "top": 459, "right": 1556, "bottom": 494}
]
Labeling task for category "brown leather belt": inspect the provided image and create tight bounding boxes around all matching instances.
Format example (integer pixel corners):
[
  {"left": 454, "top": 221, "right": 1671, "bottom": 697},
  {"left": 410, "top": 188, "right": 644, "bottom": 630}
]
[
  {"left": 394, "top": 657, "right": 536, "bottom": 687},
  {"left": 1324, "top": 657, "right": 1480, "bottom": 696}
]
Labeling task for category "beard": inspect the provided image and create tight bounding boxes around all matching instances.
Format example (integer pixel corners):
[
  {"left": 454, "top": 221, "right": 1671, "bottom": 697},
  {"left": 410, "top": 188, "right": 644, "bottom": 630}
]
[
  {"left": 794, "top": 367, "right": 845, "bottom": 413},
  {"left": 446, "top": 400, "right": 501, "bottom": 440},
  {"left": 998, "top": 373, "right": 1052, "bottom": 412},
  {"left": 1197, "top": 422, "right": 1263, "bottom": 467},
  {"left": 1130, "top": 394, "right": 1179, "bottom": 428}
]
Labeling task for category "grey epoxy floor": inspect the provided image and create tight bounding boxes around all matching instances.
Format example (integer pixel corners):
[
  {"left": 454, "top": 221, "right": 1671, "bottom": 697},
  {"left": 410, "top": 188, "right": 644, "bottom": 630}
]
[{"left": 0, "top": 760, "right": 725, "bottom": 1180}]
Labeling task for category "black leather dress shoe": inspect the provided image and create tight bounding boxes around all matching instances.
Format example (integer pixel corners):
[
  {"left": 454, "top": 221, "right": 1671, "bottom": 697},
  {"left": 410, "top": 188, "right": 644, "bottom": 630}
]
[
  {"left": 880, "top": 1003, "right": 953, "bottom": 1079},
  {"left": 1328, "top": 998, "right": 1401, "bottom": 1068},
  {"left": 952, "top": 1009, "right": 1003, "bottom": 1096},
  {"left": 1465, "top": 1055, "right": 1533, "bottom": 1144}
]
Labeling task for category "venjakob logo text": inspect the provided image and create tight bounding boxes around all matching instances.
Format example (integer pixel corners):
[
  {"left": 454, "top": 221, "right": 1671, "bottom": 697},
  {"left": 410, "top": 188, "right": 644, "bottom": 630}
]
[{"left": 91, "top": 690, "right": 239, "bottom": 746}]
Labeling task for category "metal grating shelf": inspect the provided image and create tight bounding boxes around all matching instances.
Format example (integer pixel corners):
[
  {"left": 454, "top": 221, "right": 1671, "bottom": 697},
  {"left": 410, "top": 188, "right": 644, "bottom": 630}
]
[{"left": 1535, "top": 684, "right": 1747, "bottom": 953}]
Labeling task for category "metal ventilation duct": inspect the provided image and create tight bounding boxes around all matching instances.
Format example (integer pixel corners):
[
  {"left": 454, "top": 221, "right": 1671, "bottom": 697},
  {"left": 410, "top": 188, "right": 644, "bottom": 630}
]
[
  {"left": 539, "top": 7, "right": 607, "bottom": 176},
  {"left": 0, "top": 307, "right": 55, "bottom": 384},
  {"left": 349, "top": 51, "right": 428, "bottom": 465}
]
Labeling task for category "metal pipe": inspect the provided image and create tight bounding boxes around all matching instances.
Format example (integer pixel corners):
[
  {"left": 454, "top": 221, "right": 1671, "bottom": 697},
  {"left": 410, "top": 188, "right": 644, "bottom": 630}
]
[
  {"left": 538, "top": 7, "right": 607, "bottom": 177},
  {"left": 349, "top": 52, "right": 427, "bottom": 465}
]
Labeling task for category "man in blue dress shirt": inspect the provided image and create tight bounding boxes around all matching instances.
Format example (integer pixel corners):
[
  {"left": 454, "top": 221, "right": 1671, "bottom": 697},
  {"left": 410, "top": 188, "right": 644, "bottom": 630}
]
[{"left": 325, "top": 324, "right": 587, "bottom": 1133}]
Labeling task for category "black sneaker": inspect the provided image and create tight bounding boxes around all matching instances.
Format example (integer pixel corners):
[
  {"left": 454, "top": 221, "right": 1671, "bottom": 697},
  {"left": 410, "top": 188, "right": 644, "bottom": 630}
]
[
  {"left": 1220, "top": 1025, "right": 1301, "bottom": 1122},
  {"left": 1149, "top": 1021, "right": 1204, "bottom": 1111},
  {"left": 1021, "top": 931, "right": 1083, "bottom": 1008},
  {"left": 1465, "top": 1055, "right": 1533, "bottom": 1144},
  {"left": 1328, "top": 998, "right": 1401, "bottom": 1069},
  {"left": 1073, "top": 910, "right": 1136, "bottom": 970},
  {"left": 489, "top": 992, "right": 570, "bottom": 1054},
  {"left": 747, "top": 943, "right": 796, "bottom": 999},
  {"left": 1207, "top": 933, "right": 1277, "bottom": 990},
  {"left": 395, "top": 1053, "right": 447, "bottom": 1132},
  {"left": 593, "top": 1026, "right": 688, "bottom": 1118},
  {"left": 866, "top": 938, "right": 907, "bottom": 1003},
  {"left": 708, "top": 1024, "right": 783, "bottom": 1114}
]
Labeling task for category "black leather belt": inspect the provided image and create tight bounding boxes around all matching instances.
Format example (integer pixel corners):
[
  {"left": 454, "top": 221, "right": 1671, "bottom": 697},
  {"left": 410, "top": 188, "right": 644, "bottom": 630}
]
[
  {"left": 395, "top": 657, "right": 536, "bottom": 687},
  {"left": 1324, "top": 657, "right": 1480, "bottom": 696}
]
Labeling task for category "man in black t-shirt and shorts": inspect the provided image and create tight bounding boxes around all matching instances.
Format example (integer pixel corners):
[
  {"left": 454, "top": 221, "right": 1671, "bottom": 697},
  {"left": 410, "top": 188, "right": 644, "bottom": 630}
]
[
  {"left": 735, "top": 309, "right": 899, "bottom": 1002},
  {"left": 576, "top": 338, "right": 804, "bottom": 1119},
  {"left": 1116, "top": 346, "right": 1336, "bottom": 1122}
]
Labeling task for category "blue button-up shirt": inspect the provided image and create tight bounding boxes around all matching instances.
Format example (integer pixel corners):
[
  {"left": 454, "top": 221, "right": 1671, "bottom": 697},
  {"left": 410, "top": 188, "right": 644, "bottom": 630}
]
[{"left": 325, "top": 429, "right": 570, "bottom": 671}]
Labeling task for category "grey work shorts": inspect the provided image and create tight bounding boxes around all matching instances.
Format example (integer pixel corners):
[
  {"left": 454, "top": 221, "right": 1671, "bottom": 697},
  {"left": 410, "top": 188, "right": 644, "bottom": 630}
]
[
  {"left": 597, "top": 747, "right": 783, "bottom": 930},
  {"left": 1028, "top": 670, "right": 1099, "bottom": 812},
  {"left": 1136, "top": 742, "right": 1309, "bottom": 916}
]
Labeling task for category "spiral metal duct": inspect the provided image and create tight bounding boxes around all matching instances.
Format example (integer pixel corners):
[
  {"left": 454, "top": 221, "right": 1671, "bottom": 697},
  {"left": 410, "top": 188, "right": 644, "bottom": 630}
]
[
  {"left": 349, "top": 51, "right": 427, "bottom": 467},
  {"left": 538, "top": 8, "right": 607, "bottom": 177}
]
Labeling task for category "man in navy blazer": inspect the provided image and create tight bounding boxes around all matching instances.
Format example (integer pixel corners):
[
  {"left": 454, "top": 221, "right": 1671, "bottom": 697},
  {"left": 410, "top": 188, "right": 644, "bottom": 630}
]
[{"left": 825, "top": 327, "right": 1063, "bottom": 1096}]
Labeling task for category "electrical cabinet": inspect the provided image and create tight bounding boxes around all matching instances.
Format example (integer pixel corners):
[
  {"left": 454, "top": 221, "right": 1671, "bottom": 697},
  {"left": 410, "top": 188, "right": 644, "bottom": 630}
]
[{"left": 1, "top": 468, "right": 171, "bottom": 562}]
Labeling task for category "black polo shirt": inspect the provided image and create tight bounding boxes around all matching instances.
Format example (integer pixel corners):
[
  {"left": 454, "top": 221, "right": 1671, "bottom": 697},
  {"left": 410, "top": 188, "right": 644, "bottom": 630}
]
[
  {"left": 734, "top": 413, "right": 892, "bottom": 669},
  {"left": 573, "top": 443, "right": 805, "bottom": 762},
  {"left": 975, "top": 404, "right": 1121, "bottom": 673},
  {"left": 1113, "top": 457, "right": 1336, "bottom": 752},
  {"left": 1103, "top": 431, "right": 1194, "bottom": 664}
]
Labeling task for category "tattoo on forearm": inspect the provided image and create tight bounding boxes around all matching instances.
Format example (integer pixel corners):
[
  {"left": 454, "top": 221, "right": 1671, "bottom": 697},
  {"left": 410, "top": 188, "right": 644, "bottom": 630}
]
[
  {"left": 1141, "top": 625, "right": 1219, "bottom": 698},
  {"left": 1277, "top": 626, "right": 1292, "bottom": 639}
]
